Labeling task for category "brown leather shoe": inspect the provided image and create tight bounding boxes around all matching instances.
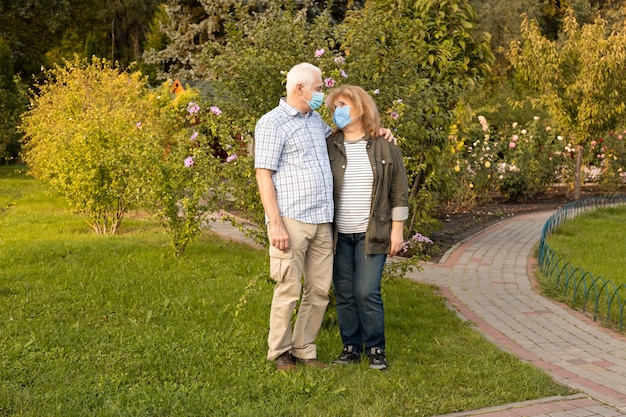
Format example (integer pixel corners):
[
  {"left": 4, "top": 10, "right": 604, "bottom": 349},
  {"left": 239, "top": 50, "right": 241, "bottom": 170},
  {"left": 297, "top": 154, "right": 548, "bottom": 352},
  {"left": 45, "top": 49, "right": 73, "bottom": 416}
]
[
  {"left": 294, "top": 357, "right": 327, "bottom": 368},
  {"left": 275, "top": 351, "right": 297, "bottom": 371}
]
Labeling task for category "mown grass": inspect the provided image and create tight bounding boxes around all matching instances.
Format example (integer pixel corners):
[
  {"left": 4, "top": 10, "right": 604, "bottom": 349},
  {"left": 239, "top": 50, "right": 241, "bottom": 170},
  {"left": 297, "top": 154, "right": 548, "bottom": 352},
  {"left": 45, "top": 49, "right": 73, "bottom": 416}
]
[
  {"left": 0, "top": 166, "right": 571, "bottom": 416},
  {"left": 544, "top": 206, "right": 626, "bottom": 283}
]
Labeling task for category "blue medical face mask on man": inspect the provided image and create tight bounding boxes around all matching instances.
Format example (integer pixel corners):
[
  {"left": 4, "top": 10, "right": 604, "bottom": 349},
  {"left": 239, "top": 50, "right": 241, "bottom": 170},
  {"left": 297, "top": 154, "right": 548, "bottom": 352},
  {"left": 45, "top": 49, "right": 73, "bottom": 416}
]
[
  {"left": 303, "top": 86, "right": 324, "bottom": 111},
  {"left": 333, "top": 106, "right": 353, "bottom": 129}
]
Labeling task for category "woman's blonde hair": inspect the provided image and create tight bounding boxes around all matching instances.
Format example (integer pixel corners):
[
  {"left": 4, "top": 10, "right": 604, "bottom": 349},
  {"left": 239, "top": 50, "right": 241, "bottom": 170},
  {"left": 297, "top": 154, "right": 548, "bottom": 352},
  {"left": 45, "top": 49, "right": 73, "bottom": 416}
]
[{"left": 325, "top": 85, "right": 381, "bottom": 138}]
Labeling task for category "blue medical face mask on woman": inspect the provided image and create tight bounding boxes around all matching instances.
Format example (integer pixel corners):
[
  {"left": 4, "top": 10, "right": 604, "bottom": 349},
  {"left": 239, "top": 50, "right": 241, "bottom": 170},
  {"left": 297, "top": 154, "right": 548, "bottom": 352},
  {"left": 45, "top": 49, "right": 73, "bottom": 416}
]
[
  {"left": 333, "top": 106, "right": 353, "bottom": 129},
  {"left": 303, "top": 87, "right": 324, "bottom": 111}
]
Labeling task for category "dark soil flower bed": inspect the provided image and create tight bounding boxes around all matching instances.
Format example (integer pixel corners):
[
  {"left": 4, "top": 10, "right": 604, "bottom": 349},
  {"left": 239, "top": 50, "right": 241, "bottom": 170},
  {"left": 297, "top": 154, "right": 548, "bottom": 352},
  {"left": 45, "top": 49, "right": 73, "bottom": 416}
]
[{"left": 428, "top": 185, "right": 606, "bottom": 262}]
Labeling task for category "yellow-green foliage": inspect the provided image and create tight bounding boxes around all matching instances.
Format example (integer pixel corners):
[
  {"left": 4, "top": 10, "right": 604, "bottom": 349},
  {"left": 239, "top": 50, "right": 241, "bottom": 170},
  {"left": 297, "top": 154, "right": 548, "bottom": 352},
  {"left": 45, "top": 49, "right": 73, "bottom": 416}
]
[
  {"left": 21, "top": 57, "right": 164, "bottom": 234},
  {"left": 508, "top": 7, "right": 626, "bottom": 197},
  {"left": 20, "top": 57, "right": 255, "bottom": 256}
]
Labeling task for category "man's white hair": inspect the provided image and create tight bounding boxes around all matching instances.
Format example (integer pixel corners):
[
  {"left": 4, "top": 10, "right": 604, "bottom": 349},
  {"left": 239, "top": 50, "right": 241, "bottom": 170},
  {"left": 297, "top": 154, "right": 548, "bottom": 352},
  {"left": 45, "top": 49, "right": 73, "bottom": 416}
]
[{"left": 285, "top": 62, "right": 322, "bottom": 94}]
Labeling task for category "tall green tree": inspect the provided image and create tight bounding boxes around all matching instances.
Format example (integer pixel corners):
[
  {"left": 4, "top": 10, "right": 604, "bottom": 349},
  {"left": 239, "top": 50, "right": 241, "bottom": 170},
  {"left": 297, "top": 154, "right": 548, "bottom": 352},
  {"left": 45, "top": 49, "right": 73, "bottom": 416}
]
[
  {"left": 0, "top": 0, "right": 73, "bottom": 76},
  {"left": 143, "top": 0, "right": 229, "bottom": 80},
  {"left": 50, "top": 0, "right": 162, "bottom": 67},
  {"left": 0, "top": 37, "right": 25, "bottom": 163},
  {"left": 340, "top": 0, "right": 493, "bottom": 232},
  {"left": 143, "top": 0, "right": 367, "bottom": 81},
  {"left": 471, "top": 0, "right": 606, "bottom": 71},
  {"left": 104, "top": 0, "right": 162, "bottom": 66},
  {"left": 509, "top": 7, "right": 626, "bottom": 199},
  {"left": 197, "top": 0, "right": 492, "bottom": 234},
  {"left": 1, "top": 0, "right": 161, "bottom": 78},
  {"left": 470, "top": 0, "right": 542, "bottom": 70}
]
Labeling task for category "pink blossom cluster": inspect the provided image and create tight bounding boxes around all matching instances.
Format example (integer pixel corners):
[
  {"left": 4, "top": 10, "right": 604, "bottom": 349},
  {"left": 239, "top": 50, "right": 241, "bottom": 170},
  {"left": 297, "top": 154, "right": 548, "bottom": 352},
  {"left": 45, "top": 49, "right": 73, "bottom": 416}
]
[{"left": 401, "top": 232, "right": 433, "bottom": 253}]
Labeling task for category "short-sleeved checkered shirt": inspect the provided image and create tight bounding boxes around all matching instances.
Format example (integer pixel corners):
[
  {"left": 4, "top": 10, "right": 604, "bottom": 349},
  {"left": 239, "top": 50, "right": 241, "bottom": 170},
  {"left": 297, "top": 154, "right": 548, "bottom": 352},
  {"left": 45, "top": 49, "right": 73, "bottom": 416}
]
[{"left": 254, "top": 98, "right": 334, "bottom": 225}]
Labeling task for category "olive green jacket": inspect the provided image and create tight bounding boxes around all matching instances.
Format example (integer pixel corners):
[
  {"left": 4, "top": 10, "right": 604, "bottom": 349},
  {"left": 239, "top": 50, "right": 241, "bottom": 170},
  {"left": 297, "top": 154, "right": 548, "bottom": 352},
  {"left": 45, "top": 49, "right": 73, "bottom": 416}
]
[{"left": 327, "top": 132, "right": 409, "bottom": 254}]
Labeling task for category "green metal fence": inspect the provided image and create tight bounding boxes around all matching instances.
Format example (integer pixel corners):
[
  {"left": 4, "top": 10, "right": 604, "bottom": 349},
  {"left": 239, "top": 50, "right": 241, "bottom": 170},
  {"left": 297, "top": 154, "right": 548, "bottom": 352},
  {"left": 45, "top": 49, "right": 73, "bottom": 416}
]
[{"left": 538, "top": 194, "right": 626, "bottom": 332}]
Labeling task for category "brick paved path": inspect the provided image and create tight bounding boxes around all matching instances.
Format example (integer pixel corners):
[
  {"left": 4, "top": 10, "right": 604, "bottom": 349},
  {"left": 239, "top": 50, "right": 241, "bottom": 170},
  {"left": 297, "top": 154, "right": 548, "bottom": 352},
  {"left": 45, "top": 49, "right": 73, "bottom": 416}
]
[{"left": 408, "top": 211, "right": 626, "bottom": 417}]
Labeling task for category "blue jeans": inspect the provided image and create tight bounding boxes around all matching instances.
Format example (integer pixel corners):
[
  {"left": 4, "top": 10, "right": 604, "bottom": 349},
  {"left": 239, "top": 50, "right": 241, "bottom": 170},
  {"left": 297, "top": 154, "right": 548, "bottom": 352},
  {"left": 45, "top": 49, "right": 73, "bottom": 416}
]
[{"left": 333, "top": 232, "right": 387, "bottom": 353}]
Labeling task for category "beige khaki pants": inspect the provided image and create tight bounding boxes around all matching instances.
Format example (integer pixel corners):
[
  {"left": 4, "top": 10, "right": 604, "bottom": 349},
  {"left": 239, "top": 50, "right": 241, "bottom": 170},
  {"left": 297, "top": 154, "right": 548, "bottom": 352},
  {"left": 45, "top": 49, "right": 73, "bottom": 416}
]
[{"left": 267, "top": 218, "right": 333, "bottom": 361}]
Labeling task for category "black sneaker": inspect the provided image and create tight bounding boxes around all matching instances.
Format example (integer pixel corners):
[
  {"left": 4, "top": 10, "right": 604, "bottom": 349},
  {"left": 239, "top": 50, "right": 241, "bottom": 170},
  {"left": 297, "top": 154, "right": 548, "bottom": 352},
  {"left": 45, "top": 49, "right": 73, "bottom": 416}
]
[
  {"left": 367, "top": 347, "right": 387, "bottom": 370},
  {"left": 332, "top": 346, "right": 361, "bottom": 365}
]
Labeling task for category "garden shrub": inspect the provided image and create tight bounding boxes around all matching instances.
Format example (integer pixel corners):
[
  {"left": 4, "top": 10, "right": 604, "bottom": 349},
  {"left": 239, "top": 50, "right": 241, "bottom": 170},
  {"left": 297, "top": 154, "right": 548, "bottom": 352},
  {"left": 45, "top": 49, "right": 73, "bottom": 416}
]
[
  {"left": 453, "top": 115, "right": 570, "bottom": 202},
  {"left": 21, "top": 57, "right": 164, "bottom": 234},
  {"left": 149, "top": 82, "right": 262, "bottom": 256},
  {"left": 201, "top": 0, "right": 494, "bottom": 238},
  {"left": 21, "top": 56, "right": 259, "bottom": 255},
  {"left": 584, "top": 130, "right": 626, "bottom": 192}
]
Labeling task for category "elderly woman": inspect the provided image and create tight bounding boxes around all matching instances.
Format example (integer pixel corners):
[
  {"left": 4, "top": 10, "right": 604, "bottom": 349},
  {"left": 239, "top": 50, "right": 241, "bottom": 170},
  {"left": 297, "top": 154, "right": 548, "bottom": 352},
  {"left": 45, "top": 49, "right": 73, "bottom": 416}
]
[{"left": 325, "top": 85, "right": 409, "bottom": 370}]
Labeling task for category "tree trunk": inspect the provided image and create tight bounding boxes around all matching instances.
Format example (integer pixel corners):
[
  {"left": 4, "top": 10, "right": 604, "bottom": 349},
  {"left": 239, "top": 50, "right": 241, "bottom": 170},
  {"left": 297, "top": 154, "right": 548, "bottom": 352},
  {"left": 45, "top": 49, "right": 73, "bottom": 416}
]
[
  {"left": 111, "top": 16, "right": 115, "bottom": 63},
  {"left": 407, "top": 169, "right": 422, "bottom": 237},
  {"left": 574, "top": 145, "right": 582, "bottom": 200}
]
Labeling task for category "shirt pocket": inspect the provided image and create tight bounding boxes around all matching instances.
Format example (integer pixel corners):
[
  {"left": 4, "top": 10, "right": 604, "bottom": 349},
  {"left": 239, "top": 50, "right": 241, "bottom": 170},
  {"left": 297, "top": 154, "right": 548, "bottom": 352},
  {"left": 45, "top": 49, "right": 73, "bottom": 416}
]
[{"left": 374, "top": 155, "right": 393, "bottom": 186}]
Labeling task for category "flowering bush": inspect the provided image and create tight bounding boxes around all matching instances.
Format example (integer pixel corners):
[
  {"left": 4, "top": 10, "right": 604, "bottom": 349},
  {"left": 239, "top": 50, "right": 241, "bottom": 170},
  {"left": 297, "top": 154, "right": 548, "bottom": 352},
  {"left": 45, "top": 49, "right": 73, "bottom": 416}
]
[
  {"left": 584, "top": 130, "right": 626, "bottom": 191},
  {"left": 452, "top": 115, "right": 570, "bottom": 202},
  {"left": 149, "top": 82, "right": 258, "bottom": 256},
  {"left": 401, "top": 232, "right": 434, "bottom": 257},
  {"left": 23, "top": 60, "right": 260, "bottom": 256},
  {"left": 383, "top": 232, "right": 433, "bottom": 280},
  {"left": 201, "top": 0, "right": 493, "bottom": 243}
]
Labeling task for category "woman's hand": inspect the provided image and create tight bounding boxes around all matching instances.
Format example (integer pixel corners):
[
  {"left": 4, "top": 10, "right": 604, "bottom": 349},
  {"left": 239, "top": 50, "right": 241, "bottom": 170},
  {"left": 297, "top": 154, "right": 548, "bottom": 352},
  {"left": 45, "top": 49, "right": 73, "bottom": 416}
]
[{"left": 389, "top": 221, "right": 404, "bottom": 256}]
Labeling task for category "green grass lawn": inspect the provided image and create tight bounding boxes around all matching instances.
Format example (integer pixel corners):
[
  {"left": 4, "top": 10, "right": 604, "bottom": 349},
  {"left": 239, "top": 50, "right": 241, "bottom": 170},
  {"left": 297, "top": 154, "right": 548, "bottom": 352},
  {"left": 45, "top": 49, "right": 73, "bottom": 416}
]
[
  {"left": 545, "top": 206, "right": 626, "bottom": 283},
  {"left": 0, "top": 166, "right": 571, "bottom": 417},
  {"left": 540, "top": 205, "right": 626, "bottom": 330}
]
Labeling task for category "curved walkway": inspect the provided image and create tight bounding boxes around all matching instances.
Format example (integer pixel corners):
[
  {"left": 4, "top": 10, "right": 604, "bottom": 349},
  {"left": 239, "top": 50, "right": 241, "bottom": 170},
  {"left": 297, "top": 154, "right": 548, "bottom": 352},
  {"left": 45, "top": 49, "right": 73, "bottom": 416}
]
[
  {"left": 209, "top": 211, "right": 626, "bottom": 416},
  {"left": 409, "top": 211, "right": 626, "bottom": 417}
]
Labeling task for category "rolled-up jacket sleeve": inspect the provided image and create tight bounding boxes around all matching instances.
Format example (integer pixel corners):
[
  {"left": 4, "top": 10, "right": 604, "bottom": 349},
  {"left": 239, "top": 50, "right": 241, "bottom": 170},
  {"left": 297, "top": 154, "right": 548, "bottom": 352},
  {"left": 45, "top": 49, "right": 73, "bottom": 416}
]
[{"left": 390, "top": 144, "right": 409, "bottom": 221}]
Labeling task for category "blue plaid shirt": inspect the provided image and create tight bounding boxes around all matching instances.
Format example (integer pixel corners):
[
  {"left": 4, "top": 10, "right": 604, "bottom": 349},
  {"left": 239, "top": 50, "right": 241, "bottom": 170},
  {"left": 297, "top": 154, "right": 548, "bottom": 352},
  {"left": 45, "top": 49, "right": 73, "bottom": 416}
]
[{"left": 254, "top": 99, "right": 334, "bottom": 224}]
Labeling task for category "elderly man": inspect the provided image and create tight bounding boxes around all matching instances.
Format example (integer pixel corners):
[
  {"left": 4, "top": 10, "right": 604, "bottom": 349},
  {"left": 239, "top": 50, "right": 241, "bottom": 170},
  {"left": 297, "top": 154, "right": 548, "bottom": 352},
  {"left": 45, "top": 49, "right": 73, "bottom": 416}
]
[{"left": 255, "top": 62, "right": 333, "bottom": 370}]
